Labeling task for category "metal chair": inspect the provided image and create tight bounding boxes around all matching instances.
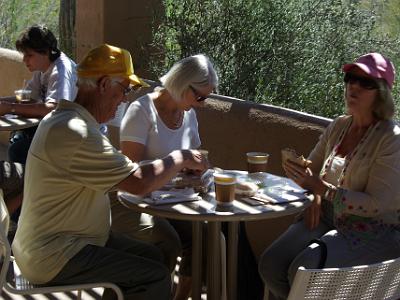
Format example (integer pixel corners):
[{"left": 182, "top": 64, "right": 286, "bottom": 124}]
[
  {"left": 287, "top": 258, "right": 400, "bottom": 300},
  {"left": 0, "top": 191, "right": 124, "bottom": 299}
]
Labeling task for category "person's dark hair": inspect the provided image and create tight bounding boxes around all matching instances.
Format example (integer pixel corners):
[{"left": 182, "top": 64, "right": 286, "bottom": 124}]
[{"left": 15, "top": 25, "right": 61, "bottom": 62}]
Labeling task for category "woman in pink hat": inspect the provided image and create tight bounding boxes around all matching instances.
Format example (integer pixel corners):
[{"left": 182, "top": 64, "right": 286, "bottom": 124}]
[{"left": 259, "top": 53, "right": 400, "bottom": 300}]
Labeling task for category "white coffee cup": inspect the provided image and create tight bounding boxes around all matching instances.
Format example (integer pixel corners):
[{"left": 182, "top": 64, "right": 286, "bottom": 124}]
[{"left": 14, "top": 89, "right": 32, "bottom": 103}]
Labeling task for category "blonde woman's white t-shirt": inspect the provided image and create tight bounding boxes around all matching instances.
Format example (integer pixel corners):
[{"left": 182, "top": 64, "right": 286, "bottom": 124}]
[{"left": 120, "top": 94, "right": 201, "bottom": 159}]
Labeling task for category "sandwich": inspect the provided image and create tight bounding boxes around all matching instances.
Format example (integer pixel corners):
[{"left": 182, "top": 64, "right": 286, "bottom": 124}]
[{"left": 281, "top": 148, "right": 311, "bottom": 167}]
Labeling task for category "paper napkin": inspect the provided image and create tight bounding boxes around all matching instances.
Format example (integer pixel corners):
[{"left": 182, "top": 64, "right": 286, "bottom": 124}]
[{"left": 144, "top": 188, "right": 202, "bottom": 205}]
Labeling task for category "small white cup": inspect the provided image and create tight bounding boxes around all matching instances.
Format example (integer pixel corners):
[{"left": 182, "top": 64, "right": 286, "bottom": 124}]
[{"left": 14, "top": 89, "right": 32, "bottom": 103}]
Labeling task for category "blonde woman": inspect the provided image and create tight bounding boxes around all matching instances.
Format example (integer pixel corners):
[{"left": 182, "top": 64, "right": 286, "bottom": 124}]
[{"left": 112, "top": 54, "right": 218, "bottom": 300}]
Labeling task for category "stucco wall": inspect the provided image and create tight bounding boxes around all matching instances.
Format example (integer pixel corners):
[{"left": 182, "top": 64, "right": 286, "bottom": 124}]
[
  {"left": 76, "top": 0, "right": 163, "bottom": 79},
  {"left": 75, "top": 0, "right": 104, "bottom": 62},
  {"left": 0, "top": 48, "right": 30, "bottom": 149},
  {"left": 0, "top": 48, "right": 30, "bottom": 97},
  {"left": 196, "top": 96, "right": 329, "bottom": 175}
]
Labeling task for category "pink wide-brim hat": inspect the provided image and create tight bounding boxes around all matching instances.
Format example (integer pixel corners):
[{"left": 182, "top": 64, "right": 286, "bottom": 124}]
[{"left": 342, "top": 52, "right": 395, "bottom": 89}]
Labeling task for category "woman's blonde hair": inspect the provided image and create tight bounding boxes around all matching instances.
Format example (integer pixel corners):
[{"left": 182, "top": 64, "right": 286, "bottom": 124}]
[
  {"left": 372, "top": 79, "right": 395, "bottom": 120},
  {"left": 160, "top": 54, "right": 218, "bottom": 101}
]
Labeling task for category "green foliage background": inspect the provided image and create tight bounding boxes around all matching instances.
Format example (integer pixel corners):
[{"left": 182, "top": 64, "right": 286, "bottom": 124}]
[
  {"left": 0, "top": 0, "right": 59, "bottom": 50},
  {"left": 151, "top": 0, "right": 400, "bottom": 119},
  {"left": 0, "top": 0, "right": 399, "bottom": 119}
]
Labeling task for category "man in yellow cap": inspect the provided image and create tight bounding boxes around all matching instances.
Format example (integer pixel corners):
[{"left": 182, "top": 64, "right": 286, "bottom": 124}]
[{"left": 12, "top": 44, "right": 208, "bottom": 300}]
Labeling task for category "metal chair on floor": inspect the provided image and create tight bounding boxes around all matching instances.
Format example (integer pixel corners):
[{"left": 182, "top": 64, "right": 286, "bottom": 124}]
[
  {"left": 287, "top": 258, "right": 400, "bottom": 300},
  {"left": 0, "top": 191, "right": 124, "bottom": 299}
]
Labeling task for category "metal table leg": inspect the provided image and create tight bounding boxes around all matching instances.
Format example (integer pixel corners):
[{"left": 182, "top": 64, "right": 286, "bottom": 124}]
[
  {"left": 227, "top": 221, "right": 239, "bottom": 300},
  {"left": 220, "top": 231, "right": 227, "bottom": 300},
  {"left": 207, "top": 221, "right": 221, "bottom": 300},
  {"left": 192, "top": 221, "right": 202, "bottom": 300}
]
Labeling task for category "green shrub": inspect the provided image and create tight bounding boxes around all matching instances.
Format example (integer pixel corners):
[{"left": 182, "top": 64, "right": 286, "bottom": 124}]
[
  {"left": 151, "top": 0, "right": 400, "bottom": 119},
  {"left": 0, "top": 0, "right": 59, "bottom": 50}
]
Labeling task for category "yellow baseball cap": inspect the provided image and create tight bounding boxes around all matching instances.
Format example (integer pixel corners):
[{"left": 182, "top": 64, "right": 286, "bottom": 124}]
[{"left": 77, "top": 44, "right": 149, "bottom": 87}]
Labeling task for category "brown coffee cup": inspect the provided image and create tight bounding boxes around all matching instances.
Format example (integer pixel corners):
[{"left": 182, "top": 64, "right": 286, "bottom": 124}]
[
  {"left": 246, "top": 152, "right": 269, "bottom": 173},
  {"left": 214, "top": 173, "right": 236, "bottom": 206}
]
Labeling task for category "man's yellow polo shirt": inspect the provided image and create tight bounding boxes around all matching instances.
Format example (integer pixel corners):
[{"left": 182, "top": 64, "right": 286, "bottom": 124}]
[{"left": 12, "top": 100, "right": 137, "bottom": 284}]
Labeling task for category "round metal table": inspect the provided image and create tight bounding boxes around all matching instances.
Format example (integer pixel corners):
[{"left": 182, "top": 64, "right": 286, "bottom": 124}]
[
  {"left": 0, "top": 115, "right": 40, "bottom": 131},
  {"left": 118, "top": 176, "right": 313, "bottom": 300}
]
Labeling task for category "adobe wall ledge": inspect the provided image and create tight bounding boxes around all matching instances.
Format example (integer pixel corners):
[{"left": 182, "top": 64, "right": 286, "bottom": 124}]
[
  {"left": 0, "top": 48, "right": 31, "bottom": 149},
  {"left": 210, "top": 93, "right": 331, "bottom": 127},
  {"left": 0, "top": 48, "right": 30, "bottom": 97},
  {"left": 196, "top": 94, "right": 331, "bottom": 176},
  {"left": 0, "top": 47, "right": 23, "bottom": 61}
]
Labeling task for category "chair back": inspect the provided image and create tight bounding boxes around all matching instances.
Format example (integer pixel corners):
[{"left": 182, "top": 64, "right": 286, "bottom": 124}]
[
  {"left": 0, "top": 191, "right": 124, "bottom": 299},
  {"left": 0, "top": 190, "right": 11, "bottom": 292},
  {"left": 0, "top": 190, "right": 9, "bottom": 236},
  {"left": 288, "top": 259, "right": 400, "bottom": 300}
]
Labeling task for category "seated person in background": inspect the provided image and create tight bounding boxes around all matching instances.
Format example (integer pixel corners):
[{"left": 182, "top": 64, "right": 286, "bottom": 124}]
[
  {"left": 258, "top": 52, "right": 400, "bottom": 300},
  {"left": 0, "top": 161, "right": 24, "bottom": 216},
  {"left": 12, "top": 44, "right": 208, "bottom": 300},
  {"left": 0, "top": 24, "right": 77, "bottom": 164},
  {"left": 113, "top": 54, "right": 218, "bottom": 300}
]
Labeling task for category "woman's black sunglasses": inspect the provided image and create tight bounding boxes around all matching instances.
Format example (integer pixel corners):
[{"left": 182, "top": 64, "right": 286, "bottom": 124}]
[
  {"left": 344, "top": 73, "right": 379, "bottom": 90},
  {"left": 189, "top": 86, "right": 207, "bottom": 102}
]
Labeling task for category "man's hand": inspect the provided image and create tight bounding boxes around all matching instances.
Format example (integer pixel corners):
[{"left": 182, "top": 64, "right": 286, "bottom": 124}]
[
  {"left": 179, "top": 149, "right": 209, "bottom": 172},
  {"left": 118, "top": 149, "right": 209, "bottom": 196}
]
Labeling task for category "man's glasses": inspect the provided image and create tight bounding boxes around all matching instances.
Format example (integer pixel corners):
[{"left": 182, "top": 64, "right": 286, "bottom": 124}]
[
  {"left": 116, "top": 81, "right": 141, "bottom": 96},
  {"left": 344, "top": 73, "right": 379, "bottom": 90},
  {"left": 189, "top": 86, "right": 207, "bottom": 102}
]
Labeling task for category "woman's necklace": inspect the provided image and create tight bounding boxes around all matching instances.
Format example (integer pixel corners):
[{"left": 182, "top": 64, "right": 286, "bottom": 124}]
[
  {"left": 171, "top": 111, "right": 184, "bottom": 128},
  {"left": 321, "top": 118, "right": 378, "bottom": 187},
  {"left": 153, "top": 91, "right": 184, "bottom": 129}
]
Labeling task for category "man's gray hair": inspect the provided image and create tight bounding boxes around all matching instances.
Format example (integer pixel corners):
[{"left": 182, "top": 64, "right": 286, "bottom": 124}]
[{"left": 160, "top": 54, "right": 218, "bottom": 101}]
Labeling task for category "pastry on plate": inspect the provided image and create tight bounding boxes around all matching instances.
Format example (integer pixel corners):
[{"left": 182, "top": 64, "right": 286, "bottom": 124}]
[{"left": 235, "top": 181, "right": 259, "bottom": 197}]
